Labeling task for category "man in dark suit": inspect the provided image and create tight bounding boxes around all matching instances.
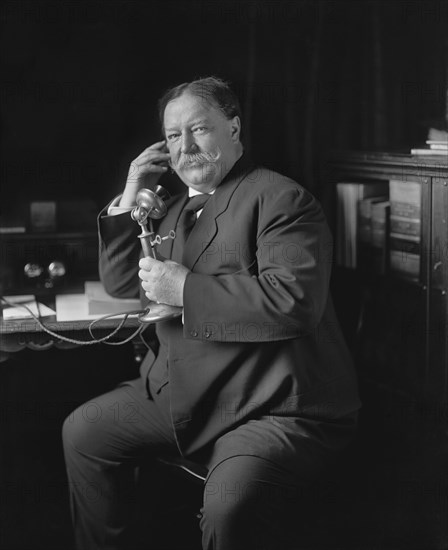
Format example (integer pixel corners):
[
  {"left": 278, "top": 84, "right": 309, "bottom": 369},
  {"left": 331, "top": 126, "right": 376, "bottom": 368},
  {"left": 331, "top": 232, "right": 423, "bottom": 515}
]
[{"left": 62, "top": 76, "right": 361, "bottom": 550}]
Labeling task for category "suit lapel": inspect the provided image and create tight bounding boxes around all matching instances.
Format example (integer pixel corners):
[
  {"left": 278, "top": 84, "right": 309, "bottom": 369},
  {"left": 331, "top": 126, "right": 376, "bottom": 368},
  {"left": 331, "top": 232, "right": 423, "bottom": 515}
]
[{"left": 183, "top": 154, "right": 254, "bottom": 271}]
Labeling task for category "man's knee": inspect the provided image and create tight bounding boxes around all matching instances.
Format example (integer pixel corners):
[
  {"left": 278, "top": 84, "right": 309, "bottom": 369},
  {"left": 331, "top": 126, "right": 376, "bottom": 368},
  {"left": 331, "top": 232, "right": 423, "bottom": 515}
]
[
  {"left": 201, "top": 457, "right": 276, "bottom": 549},
  {"left": 202, "top": 476, "right": 246, "bottom": 523},
  {"left": 61, "top": 402, "right": 103, "bottom": 456},
  {"left": 201, "top": 479, "right": 249, "bottom": 545},
  {"left": 201, "top": 456, "right": 274, "bottom": 527},
  {"left": 200, "top": 456, "right": 301, "bottom": 549}
]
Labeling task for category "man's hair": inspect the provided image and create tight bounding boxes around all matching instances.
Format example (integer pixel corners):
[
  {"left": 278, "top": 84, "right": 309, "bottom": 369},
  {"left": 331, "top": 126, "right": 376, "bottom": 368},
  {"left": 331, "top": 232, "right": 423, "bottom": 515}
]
[{"left": 157, "top": 76, "right": 242, "bottom": 129}]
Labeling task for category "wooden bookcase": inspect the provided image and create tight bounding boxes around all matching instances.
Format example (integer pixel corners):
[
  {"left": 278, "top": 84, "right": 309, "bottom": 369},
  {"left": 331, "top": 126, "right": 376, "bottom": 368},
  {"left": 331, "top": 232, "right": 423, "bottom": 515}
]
[
  {"left": 325, "top": 151, "right": 447, "bottom": 549},
  {"left": 327, "top": 151, "right": 447, "bottom": 404}
]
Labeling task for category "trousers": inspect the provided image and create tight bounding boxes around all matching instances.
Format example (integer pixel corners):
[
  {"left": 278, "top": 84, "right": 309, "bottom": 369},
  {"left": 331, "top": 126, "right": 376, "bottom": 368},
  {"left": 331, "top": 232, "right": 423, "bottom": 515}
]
[{"left": 62, "top": 376, "right": 356, "bottom": 550}]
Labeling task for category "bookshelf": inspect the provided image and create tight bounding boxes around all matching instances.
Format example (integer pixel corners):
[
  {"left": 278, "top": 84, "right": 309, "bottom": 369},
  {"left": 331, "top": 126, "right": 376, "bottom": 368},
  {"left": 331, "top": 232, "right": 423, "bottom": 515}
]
[
  {"left": 327, "top": 151, "right": 447, "bottom": 404},
  {"left": 326, "top": 151, "right": 447, "bottom": 549}
]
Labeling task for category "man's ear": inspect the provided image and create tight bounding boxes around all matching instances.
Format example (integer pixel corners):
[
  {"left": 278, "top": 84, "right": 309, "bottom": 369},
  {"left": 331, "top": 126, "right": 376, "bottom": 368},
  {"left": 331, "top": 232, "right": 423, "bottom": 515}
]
[{"left": 230, "top": 116, "right": 241, "bottom": 142}]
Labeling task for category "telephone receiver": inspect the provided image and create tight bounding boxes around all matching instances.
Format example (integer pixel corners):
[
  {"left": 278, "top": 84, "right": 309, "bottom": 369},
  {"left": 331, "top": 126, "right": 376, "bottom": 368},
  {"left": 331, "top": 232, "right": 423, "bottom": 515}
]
[{"left": 131, "top": 186, "right": 182, "bottom": 324}]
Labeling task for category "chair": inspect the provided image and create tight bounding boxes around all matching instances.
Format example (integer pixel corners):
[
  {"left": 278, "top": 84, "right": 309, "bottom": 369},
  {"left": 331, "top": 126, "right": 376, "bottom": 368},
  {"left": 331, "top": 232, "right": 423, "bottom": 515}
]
[
  {"left": 156, "top": 456, "right": 208, "bottom": 485},
  {"left": 148, "top": 456, "right": 208, "bottom": 549}
]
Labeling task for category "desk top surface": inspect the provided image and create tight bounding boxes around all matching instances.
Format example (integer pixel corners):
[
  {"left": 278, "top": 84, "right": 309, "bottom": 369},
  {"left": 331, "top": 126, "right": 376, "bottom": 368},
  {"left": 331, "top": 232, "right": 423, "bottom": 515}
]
[
  {"left": 0, "top": 292, "right": 141, "bottom": 335},
  {"left": 0, "top": 314, "right": 141, "bottom": 334}
]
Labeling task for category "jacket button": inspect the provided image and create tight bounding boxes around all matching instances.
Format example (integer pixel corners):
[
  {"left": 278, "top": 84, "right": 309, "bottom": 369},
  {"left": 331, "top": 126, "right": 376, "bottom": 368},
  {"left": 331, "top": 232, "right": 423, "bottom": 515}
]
[
  {"left": 191, "top": 330, "right": 198, "bottom": 337},
  {"left": 204, "top": 331, "right": 212, "bottom": 338}
]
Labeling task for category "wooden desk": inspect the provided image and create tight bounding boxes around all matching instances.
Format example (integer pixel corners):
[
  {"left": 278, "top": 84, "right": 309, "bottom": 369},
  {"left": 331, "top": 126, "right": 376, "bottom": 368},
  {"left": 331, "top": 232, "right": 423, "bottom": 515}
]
[
  {"left": 0, "top": 295, "right": 141, "bottom": 354},
  {"left": 0, "top": 308, "right": 142, "bottom": 550}
]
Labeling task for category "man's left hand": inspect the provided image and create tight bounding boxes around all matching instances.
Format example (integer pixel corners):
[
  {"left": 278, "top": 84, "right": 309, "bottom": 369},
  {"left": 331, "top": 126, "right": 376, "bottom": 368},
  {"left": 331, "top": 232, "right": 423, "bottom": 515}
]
[{"left": 139, "top": 257, "right": 190, "bottom": 307}]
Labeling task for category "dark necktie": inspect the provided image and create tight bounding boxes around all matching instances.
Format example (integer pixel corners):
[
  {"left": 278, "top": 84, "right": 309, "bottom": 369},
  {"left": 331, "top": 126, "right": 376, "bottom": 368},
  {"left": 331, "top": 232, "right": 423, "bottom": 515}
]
[{"left": 171, "top": 194, "right": 211, "bottom": 263}]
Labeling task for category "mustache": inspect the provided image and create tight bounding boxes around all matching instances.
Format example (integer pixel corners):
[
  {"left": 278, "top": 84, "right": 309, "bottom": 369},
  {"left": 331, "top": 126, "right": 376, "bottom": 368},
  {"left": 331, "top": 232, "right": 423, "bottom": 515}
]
[{"left": 169, "top": 148, "right": 222, "bottom": 170}]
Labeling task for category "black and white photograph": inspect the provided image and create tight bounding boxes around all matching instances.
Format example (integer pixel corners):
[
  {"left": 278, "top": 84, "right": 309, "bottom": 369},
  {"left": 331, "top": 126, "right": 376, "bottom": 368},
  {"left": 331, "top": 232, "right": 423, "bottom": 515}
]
[{"left": 0, "top": 1, "right": 447, "bottom": 549}]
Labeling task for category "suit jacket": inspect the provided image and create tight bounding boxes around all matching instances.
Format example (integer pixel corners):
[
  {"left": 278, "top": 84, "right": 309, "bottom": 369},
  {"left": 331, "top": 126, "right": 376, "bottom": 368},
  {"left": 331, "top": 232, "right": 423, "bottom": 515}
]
[{"left": 98, "top": 154, "right": 361, "bottom": 457}]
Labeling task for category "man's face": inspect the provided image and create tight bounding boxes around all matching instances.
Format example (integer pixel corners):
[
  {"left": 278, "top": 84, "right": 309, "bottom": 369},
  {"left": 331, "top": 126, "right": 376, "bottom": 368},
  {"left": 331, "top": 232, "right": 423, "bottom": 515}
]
[{"left": 163, "top": 93, "right": 241, "bottom": 193}]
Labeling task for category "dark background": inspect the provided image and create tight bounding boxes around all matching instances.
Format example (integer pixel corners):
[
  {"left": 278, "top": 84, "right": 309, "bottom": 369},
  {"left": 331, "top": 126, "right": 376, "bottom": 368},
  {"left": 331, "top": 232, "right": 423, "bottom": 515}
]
[
  {"left": 1, "top": 1, "right": 447, "bottom": 550},
  {"left": 1, "top": 0, "right": 447, "bottom": 213}
]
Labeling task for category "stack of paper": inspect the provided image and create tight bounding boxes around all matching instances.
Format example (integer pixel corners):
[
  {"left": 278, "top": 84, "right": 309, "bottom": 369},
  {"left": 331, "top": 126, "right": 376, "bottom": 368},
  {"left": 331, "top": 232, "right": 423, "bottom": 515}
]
[
  {"left": 84, "top": 281, "right": 141, "bottom": 315},
  {"left": 1, "top": 295, "right": 56, "bottom": 320}
]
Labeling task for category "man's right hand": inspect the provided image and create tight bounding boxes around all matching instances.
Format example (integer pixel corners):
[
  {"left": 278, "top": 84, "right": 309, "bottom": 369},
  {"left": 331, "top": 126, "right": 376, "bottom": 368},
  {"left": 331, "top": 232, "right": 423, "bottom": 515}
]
[{"left": 120, "top": 140, "right": 171, "bottom": 208}]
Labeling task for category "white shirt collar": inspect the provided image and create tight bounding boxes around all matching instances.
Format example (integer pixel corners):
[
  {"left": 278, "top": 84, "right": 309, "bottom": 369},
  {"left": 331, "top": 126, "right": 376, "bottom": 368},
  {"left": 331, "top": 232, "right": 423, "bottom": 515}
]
[{"left": 188, "top": 187, "right": 216, "bottom": 197}]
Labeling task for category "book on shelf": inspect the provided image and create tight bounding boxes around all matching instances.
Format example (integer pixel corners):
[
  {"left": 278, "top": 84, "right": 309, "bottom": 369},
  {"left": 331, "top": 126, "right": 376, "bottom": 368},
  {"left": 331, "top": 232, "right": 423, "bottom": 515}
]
[
  {"left": 371, "top": 201, "right": 390, "bottom": 246},
  {"left": 357, "top": 196, "right": 389, "bottom": 275},
  {"left": 336, "top": 182, "right": 388, "bottom": 269},
  {"left": 84, "top": 281, "right": 141, "bottom": 315},
  {"left": 389, "top": 216, "right": 420, "bottom": 238},
  {"left": 412, "top": 128, "right": 448, "bottom": 155},
  {"left": 389, "top": 180, "right": 421, "bottom": 219},
  {"left": 427, "top": 127, "right": 448, "bottom": 142},
  {"left": 426, "top": 140, "right": 448, "bottom": 150},
  {"left": 410, "top": 148, "right": 448, "bottom": 156},
  {"left": 388, "top": 180, "right": 421, "bottom": 282},
  {"left": 389, "top": 235, "right": 421, "bottom": 254},
  {"left": 357, "top": 195, "right": 388, "bottom": 245},
  {"left": 370, "top": 200, "right": 390, "bottom": 275}
]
